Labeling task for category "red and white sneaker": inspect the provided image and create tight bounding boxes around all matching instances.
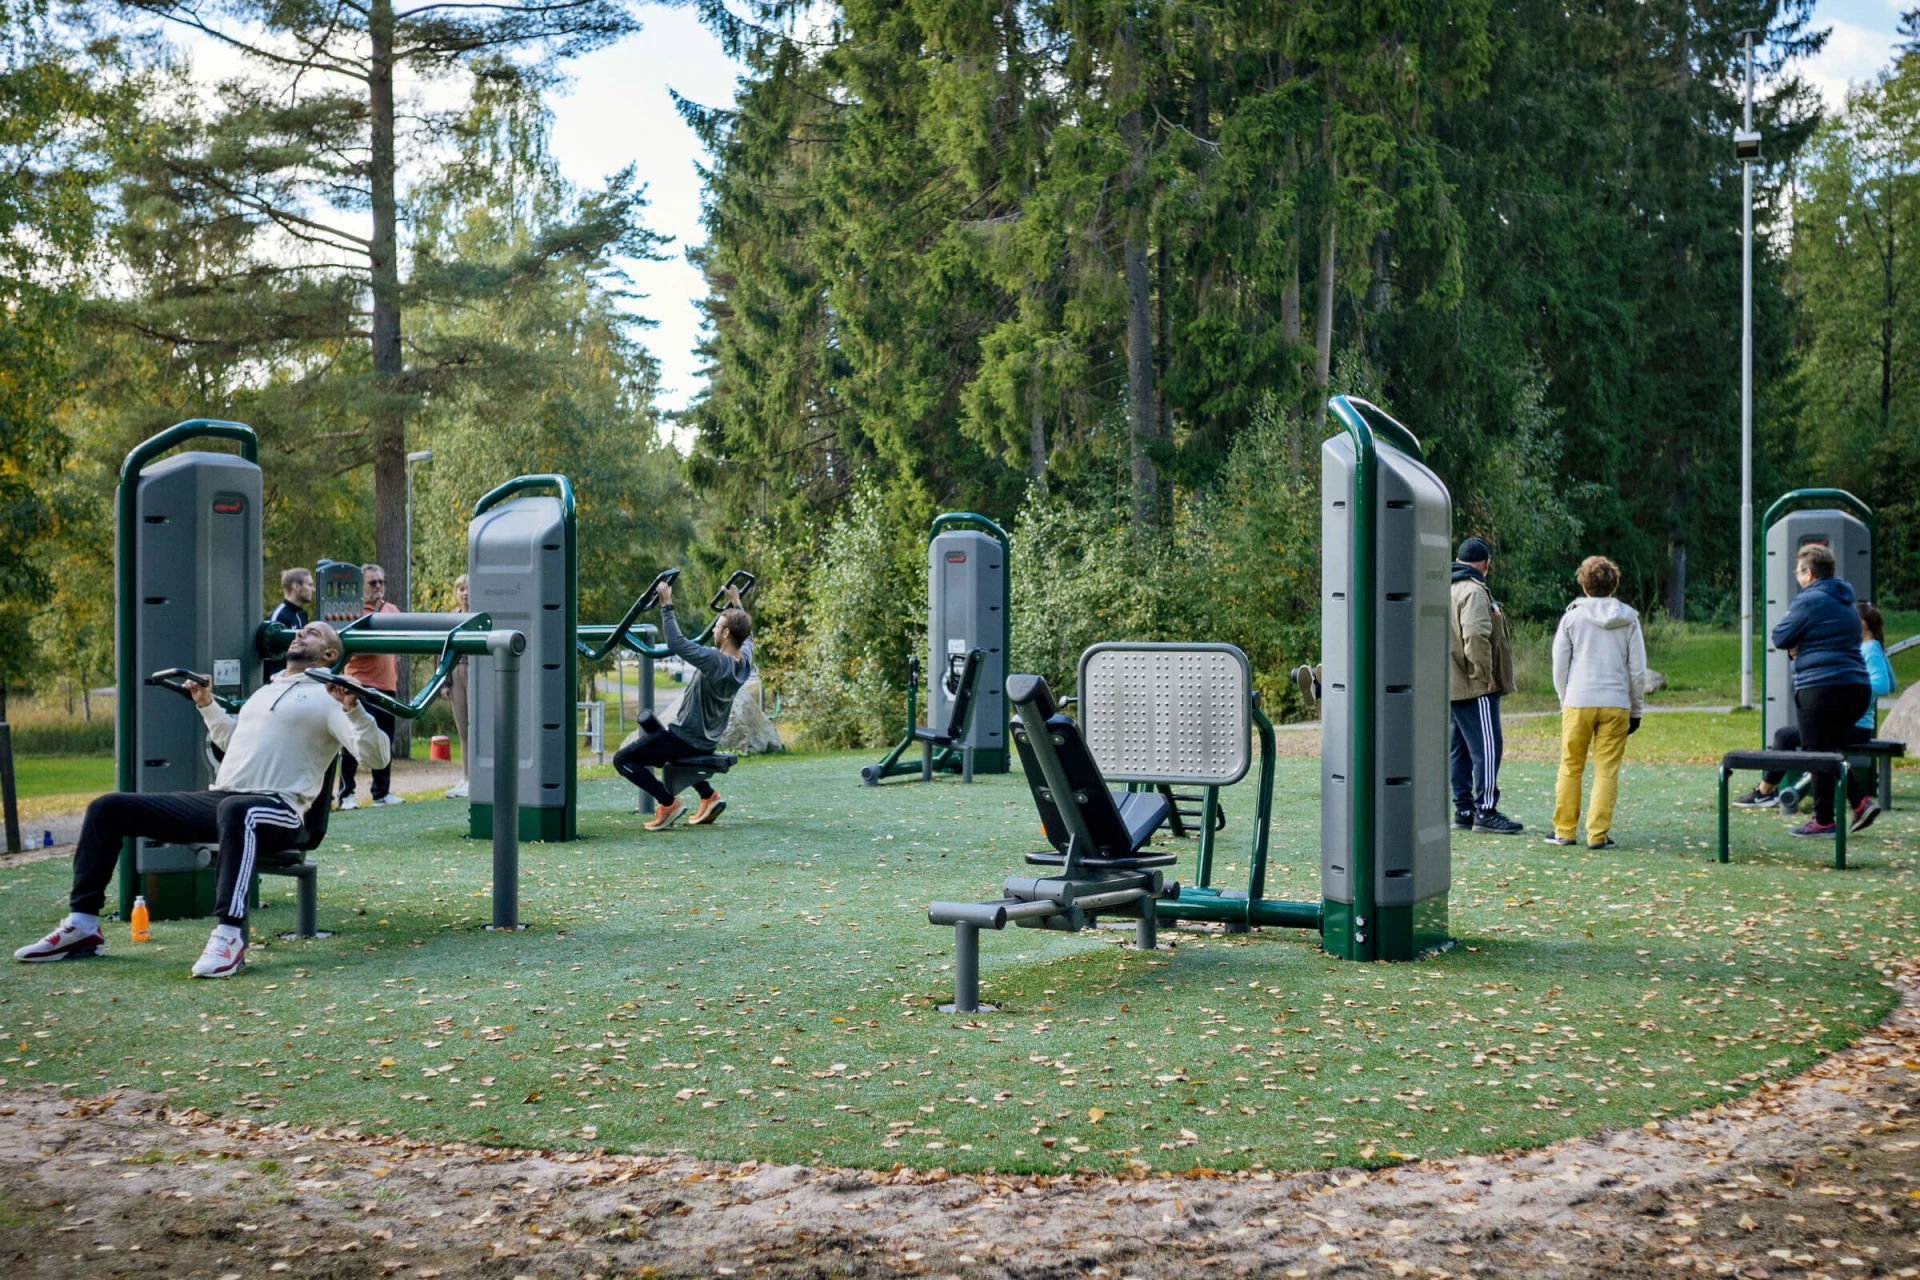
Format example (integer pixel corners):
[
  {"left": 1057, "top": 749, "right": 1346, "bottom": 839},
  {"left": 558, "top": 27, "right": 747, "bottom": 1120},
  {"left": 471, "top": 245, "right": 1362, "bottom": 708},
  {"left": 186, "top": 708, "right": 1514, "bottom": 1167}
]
[
  {"left": 190, "top": 931, "right": 246, "bottom": 979},
  {"left": 14, "top": 920, "right": 106, "bottom": 963}
]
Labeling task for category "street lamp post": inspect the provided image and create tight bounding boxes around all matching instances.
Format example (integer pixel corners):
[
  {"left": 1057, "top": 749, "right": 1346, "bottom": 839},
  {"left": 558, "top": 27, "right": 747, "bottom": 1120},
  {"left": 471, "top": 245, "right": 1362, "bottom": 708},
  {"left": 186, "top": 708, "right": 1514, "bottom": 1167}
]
[
  {"left": 405, "top": 449, "right": 434, "bottom": 611},
  {"left": 1736, "top": 29, "right": 1762, "bottom": 711}
]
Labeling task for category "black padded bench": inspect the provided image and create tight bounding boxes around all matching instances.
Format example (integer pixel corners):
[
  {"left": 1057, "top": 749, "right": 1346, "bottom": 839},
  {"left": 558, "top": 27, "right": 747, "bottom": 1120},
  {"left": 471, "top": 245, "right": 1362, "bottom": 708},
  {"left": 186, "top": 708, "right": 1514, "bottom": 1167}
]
[
  {"left": 1717, "top": 749, "right": 1850, "bottom": 869},
  {"left": 634, "top": 709, "right": 736, "bottom": 814},
  {"left": 1848, "top": 739, "right": 1906, "bottom": 811},
  {"left": 927, "top": 674, "right": 1173, "bottom": 1012}
]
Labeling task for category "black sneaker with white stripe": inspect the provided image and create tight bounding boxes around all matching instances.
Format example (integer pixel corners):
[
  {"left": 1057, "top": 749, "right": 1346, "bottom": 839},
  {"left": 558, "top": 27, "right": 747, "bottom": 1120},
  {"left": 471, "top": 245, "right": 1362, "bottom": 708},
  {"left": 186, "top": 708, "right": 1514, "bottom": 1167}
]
[{"left": 1472, "top": 810, "right": 1524, "bottom": 834}]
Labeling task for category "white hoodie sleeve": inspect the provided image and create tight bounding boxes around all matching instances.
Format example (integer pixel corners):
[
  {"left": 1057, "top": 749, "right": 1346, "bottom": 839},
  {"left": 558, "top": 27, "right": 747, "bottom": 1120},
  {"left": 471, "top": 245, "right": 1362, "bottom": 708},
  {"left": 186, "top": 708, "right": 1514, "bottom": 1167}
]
[
  {"left": 1627, "top": 618, "right": 1648, "bottom": 717},
  {"left": 331, "top": 698, "right": 391, "bottom": 771},
  {"left": 1551, "top": 611, "right": 1573, "bottom": 706},
  {"left": 198, "top": 699, "right": 239, "bottom": 753}
]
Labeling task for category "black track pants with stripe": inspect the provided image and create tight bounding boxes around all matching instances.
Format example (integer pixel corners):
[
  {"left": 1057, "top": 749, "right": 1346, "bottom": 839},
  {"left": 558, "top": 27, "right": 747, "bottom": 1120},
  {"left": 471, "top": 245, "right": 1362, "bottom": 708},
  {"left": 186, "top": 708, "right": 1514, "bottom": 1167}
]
[
  {"left": 70, "top": 791, "right": 303, "bottom": 926},
  {"left": 1449, "top": 694, "right": 1504, "bottom": 817}
]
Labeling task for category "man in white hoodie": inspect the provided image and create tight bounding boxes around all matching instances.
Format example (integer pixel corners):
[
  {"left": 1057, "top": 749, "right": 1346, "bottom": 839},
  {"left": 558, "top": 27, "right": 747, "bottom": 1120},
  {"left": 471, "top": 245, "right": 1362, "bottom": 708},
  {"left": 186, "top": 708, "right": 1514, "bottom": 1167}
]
[
  {"left": 1547, "top": 556, "right": 1648, "bottom": 850},
  {"left": 14, "top": 620, "right": 388, "bottom": 979}
]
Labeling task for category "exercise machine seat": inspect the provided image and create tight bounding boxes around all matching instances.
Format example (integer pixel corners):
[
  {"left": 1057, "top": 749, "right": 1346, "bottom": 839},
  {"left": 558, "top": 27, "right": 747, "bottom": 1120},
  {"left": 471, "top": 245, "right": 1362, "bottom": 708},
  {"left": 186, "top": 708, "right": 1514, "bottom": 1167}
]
[
  {"left": 674, "top": 754, "right": 737, "bottom": 774},
  {"left": 912, "top": 648, "right": 985, "bottom": 747},
  {"left": 1008, "top": 673, "right": 1168, "bottom": 861}
]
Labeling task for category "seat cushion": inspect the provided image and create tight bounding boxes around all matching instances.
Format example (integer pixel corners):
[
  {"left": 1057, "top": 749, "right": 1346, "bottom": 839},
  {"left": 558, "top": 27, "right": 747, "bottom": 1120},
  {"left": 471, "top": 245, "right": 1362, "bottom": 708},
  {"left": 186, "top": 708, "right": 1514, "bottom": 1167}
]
[
  {"left": 1721, "top": 750, "right": 1846, "bottom": 773},
  {"left": 1857, "top": 739, "right": 1907, "bottom": 755},
  {"left": 675, "top": 754, "right": 736, "bottom": 772},
  {"left": 1115, "top": 790, "right": 1170, "bottom": 852}
]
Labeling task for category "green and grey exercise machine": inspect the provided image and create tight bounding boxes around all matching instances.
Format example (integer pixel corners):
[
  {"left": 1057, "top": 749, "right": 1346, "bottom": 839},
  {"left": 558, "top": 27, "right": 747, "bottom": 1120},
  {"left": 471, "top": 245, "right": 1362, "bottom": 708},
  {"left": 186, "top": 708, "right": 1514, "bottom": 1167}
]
[
  {"left": 863, "top": 512, "right": 1009, "bottom": 785},
  {"left": 1759, "top": 489, "right": 1904, "bottom": 814},
  {"left": 118, "top": 421, "right": 531, "bottom": 931},
  {"left": 925, "top": 398, "right": 1455, "bottom": 1010}
]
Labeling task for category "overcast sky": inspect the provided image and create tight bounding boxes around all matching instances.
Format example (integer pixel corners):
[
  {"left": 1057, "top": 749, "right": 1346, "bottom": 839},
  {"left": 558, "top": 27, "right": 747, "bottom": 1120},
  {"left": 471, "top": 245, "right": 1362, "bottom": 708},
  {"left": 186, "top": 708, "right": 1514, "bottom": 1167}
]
[{"left": 172, "top": 0, "right": 1906, "bottom": 418}]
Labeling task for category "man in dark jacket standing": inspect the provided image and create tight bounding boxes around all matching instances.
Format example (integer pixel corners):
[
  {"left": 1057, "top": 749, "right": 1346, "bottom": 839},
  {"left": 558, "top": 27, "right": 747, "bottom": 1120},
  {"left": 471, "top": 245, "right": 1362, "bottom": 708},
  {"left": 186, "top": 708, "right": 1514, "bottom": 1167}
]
[
  {"left": 1769, "top": 543, "right": 1873, "bottom": 838},
  {"left": 263, "top": 567, "right": 314, "bottom": 681},
  {"left": 1449, "top": 537, "right": 1522, "bottom": 834}
]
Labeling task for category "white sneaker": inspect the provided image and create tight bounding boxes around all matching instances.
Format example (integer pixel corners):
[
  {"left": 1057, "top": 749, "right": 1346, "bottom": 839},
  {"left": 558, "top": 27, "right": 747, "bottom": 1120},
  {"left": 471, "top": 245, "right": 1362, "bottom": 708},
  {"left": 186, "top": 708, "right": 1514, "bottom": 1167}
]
[
  {"left": 191, "top": 931, "right": 246, "bottom": 979},
  {"left": 338, "top": 795, "right": 359, "bottom": 810},
  {"left": 373, "top": 793, "right": 406, "bottom": 806},
  {"left": 444, "top": 780, "right": 469, "bottom": 799},
  {"left": 15, "top": 919, "right": 106, "bottom": 963}
]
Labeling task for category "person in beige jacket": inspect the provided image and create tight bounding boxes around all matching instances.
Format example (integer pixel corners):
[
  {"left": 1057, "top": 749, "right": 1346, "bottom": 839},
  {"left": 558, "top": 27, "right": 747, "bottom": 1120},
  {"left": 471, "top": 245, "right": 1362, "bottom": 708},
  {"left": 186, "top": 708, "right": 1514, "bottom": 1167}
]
[{"left": 1449, "top": 537, "right": 1521, "bottom": 833}]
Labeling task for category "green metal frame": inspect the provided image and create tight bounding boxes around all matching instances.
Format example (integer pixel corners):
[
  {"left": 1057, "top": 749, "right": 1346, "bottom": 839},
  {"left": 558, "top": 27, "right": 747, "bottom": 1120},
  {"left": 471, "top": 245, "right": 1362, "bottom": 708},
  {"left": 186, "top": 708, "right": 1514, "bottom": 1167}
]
[
  {"left": 115, "top": 420, "right": 260, "bottom": 919},
  {"left": 1321, "top": 395, "right": 1434, "bottom": 962},
  {"left": 1759, "top": 488, "right": 1876, "bottom": 748},
  {"left": 257, "top": 613, "right": 495, "bottom": 720},
  {"left": 925, "top": 512, "right": 1013, "bottom": 776},
  {"left": 1719, "top": 759, "right": 1848, "bottom": 870},
  {"left": 1155, "top": 695, "right": 1322, "bottom": 930},
  {"left": 471, "top": 475, "right": 578, "bottom": 843}
]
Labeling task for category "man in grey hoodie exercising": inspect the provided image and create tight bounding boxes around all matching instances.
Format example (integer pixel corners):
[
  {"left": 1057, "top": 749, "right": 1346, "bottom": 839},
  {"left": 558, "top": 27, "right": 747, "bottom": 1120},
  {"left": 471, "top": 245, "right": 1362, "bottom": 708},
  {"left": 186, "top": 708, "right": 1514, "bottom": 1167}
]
[{"left": 613, "top": 582, "right": 753, "bottom": 829}]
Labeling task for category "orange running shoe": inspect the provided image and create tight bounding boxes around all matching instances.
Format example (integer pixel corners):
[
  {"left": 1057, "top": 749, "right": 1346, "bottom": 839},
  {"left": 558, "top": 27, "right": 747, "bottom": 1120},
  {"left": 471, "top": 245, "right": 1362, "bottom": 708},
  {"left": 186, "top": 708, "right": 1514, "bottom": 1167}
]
[
  {"left": 644, "top": 798, "right": 686, "bottom": 831},
  {"left": 688, "top": 793, "right": 727, "bottom": 825}
]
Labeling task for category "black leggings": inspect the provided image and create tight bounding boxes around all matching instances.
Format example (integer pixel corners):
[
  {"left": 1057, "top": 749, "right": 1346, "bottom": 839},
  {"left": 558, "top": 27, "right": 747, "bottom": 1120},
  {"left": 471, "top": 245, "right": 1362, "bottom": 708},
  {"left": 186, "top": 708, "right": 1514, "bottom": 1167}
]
[
  {"left": 613, "top": 728, "right": 715, "bottom": 806},
  {"left": 1792, "top": 684, "right": 1873, "bottom": 825}
]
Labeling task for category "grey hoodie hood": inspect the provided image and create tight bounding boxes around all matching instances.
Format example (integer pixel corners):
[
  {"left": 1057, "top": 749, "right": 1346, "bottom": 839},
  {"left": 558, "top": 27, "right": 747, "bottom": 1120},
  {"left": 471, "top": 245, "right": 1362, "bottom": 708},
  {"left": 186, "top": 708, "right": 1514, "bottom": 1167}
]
[{"left": 1565, "top": 596, "right": 1639, "bottom": 631}]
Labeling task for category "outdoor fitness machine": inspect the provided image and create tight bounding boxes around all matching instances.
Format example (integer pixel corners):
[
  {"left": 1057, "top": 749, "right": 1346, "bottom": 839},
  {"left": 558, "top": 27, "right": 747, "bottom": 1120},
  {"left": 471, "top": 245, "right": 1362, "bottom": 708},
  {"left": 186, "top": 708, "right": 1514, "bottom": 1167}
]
[
  {"left": 1762, "top": 489, "right": 1874, "bottom": 749},
  {"left": 924, "top": 398, "right": 1455, "bottom": 1010},
  {"left": 468, "top": 476, "right": 578, "bottom": 843},
  {"left": 314, "top": 560, "right": 364, "bottom": 625},
  {"left": 863, "top": 513, "right": 1009, "bottom": 784},
  {"left": 1315, "top": 396, "right": 1454, "bottom": 960},
  {"left": 116, "top": 420, "right": 263, "bottom": 919},
  {"left": 118, "top": 421, "right": 533, "bottom": 928}
]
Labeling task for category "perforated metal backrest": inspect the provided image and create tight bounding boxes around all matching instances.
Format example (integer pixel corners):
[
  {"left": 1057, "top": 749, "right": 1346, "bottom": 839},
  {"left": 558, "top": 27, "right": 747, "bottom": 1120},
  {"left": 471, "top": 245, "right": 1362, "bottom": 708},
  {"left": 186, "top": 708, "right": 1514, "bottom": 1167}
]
[
  {"left": 942, "top": 648, "right": 985, "bottom": 739},
  {"left": 1077, "top": 643, "right": 1252, "bottom": 786}
]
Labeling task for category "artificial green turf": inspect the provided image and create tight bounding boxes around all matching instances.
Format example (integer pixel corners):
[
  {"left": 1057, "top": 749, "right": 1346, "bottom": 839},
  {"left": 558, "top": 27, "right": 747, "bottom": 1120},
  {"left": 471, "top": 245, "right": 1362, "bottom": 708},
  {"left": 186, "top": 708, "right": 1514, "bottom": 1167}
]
[{"left": 0, "top": 747, "right": 1907, "bottom": 1177}]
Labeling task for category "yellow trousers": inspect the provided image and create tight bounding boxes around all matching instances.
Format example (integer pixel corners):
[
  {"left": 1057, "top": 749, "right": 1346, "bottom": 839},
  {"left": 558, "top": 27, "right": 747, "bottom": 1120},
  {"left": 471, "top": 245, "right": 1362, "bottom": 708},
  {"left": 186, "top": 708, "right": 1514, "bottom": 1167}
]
[{"left": 1553, "top": 706, "right": 1631, "bottom": 844}]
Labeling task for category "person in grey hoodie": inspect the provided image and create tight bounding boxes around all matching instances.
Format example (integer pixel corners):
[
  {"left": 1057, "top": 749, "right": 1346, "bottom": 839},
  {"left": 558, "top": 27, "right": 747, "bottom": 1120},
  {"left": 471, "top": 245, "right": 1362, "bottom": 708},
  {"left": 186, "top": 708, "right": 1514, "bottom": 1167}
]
[
  {"left": 1547, "top": 556, "right": 1647, "bottom": 850},
  {"left": 612, "top": 581, "right": 753, "bottom": 829}
]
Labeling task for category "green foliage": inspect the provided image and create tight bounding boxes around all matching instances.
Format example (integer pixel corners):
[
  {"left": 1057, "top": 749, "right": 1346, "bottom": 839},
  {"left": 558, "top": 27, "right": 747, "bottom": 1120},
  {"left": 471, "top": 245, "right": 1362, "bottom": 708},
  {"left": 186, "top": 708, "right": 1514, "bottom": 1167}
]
[
  {"left": 782, "top": 478, "right": 923, "bottom": 749},
  {"left": 1788, "top": 60, "right": 1920, "bottom": 605}
]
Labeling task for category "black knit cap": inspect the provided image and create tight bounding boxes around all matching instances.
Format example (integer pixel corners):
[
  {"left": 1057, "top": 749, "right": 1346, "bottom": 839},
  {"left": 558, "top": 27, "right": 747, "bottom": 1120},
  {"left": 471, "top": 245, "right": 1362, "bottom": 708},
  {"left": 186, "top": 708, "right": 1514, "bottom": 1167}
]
[{"left": 1456, "top": 536, "right": 1493, "bottom": 563}]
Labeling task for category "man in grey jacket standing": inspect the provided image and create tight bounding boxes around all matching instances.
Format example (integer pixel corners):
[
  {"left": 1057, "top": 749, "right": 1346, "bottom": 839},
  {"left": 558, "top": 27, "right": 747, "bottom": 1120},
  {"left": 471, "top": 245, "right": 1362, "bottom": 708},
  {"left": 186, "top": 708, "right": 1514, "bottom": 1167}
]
[
  {"left": 1449, "top": 537, "right": 1522, "bottom": 834},
  {"left": 613, "top": 582, "right": 753, "bottom": 829}
]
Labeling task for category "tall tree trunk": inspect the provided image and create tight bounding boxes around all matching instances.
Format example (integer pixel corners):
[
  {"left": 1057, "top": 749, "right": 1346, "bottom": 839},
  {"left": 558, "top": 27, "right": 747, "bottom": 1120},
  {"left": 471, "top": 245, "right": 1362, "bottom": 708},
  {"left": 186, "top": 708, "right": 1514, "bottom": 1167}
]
[
  {"left": 1282, "top": 134, "right": 1303, "bottom": 469},
  {"left": 1028, "top": 385, "right": 1047, "bottom": 491},
  {"left": 369, "top": 0, "right": 410, "bottom": 754},
  {"left": 1667, "top": 542, "right": 1686, "bottom": 622},
  {"left": 1883, "top": 169, "right": 1896, "bottom": 435},
  {"left": 1312, "top": 147, "right": 1337, "bottom": 421},
  {"left": 1366, "top": 227, "right": 1392, "bottom": 365},
  {"left": 1117, "top": 23, "right": 1156, "bottom": 533}
]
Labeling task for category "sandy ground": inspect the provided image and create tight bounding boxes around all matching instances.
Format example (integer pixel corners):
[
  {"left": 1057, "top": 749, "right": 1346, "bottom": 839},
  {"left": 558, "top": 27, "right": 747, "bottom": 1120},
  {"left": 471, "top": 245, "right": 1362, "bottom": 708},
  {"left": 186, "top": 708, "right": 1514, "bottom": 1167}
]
[{"left": 3, "top": 968, "right": 1918, "bottom": 1278}]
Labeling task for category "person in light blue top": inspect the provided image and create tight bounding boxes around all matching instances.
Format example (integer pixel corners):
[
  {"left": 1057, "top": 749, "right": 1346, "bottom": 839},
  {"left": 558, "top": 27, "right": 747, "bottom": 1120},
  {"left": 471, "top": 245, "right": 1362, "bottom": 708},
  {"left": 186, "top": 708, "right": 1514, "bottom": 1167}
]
[{"left": 1857, "top": 601, "right": 1895, "bottom": 733}]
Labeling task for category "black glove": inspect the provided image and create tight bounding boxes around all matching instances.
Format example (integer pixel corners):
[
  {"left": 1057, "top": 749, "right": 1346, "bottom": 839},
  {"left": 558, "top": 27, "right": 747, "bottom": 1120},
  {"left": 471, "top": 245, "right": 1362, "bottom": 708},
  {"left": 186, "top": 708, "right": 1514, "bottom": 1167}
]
[{"left": 1628, "top": 716, "right": 1642, "bottom": 735}]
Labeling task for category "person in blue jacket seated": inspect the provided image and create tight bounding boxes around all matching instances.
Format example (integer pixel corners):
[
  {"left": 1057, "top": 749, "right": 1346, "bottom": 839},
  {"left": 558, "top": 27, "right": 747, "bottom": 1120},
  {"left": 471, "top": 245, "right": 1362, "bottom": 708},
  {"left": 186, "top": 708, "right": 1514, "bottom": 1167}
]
[{"left": 1732, "top": 543, "right": 1880, "bottom": 836}]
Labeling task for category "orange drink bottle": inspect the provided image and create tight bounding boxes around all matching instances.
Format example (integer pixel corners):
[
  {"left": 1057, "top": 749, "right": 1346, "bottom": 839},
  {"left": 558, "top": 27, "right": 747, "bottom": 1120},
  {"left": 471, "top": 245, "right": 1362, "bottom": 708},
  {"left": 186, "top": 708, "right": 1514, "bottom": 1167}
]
[{"left": 131, "top": 896, "right": 151, "bottom": 943}]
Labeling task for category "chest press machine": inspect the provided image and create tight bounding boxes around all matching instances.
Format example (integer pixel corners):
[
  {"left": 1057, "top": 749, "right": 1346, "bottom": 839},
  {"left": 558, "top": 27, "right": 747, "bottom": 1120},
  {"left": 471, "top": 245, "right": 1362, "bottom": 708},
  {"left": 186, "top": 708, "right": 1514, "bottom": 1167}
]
[{"left": 926, "top": 397, "right": 1457, "bottom": 1012}]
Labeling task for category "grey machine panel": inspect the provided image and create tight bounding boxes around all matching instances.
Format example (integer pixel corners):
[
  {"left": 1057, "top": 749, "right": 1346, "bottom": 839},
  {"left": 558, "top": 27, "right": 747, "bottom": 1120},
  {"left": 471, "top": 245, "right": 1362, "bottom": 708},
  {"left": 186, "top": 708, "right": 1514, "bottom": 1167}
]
[
  {"left": 1764, "top": 509, "right": 1873, "bottom": 746},
  {"left": 1319, "top": 434, "right": 1453, "bottom": 909},
  {"left": 468, "top": 496, "right": 570, "bottom": 823},
  {"left": 1078, "top": 643, "right": 1252, "bottom": 786},
  {"left": 132, "top": 451, "right": 263, "bottom": 873},
  {"left": 927, "top": 529, "right": 1006, "bottom": 764}
]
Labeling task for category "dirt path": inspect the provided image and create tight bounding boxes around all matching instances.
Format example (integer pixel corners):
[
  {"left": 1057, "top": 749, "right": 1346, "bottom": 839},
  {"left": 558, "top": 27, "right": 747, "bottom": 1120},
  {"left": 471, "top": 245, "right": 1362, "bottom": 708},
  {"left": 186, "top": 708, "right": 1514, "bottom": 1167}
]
[{"left": 4, "top": 969, "right": 1919, "bottom": 1279}]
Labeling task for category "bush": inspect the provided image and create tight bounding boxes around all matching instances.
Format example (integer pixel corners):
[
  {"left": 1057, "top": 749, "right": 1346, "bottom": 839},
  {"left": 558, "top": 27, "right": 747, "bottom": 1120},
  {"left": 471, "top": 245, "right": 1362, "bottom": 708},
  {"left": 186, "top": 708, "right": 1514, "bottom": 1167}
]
[{"left": 783, "top": 480, "right": 923, "bottom": 750}]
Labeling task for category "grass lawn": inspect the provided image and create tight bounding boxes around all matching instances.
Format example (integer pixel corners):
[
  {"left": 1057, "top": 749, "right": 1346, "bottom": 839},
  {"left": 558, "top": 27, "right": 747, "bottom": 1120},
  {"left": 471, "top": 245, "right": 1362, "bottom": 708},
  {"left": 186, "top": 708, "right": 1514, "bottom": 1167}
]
[
  {"left": 0, "top": 735, "right": 1908, "bottom": 1177},
  {"left": 10, "top": 755, "right": 114, "bottom": 801}
]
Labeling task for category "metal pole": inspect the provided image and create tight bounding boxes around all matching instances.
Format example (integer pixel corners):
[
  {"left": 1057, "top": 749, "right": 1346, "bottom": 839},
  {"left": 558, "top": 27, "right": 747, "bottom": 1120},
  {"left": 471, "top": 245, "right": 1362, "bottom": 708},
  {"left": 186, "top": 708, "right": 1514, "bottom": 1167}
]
[
  {"left": 0, "top": 724, "right": 20, "bottom": 854},
  {"left": 487, "top": 629, "right": 525, "bottom": 930},
  {"left": 1739, "top": 30, "right": 1756, "bottom": 710}
]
